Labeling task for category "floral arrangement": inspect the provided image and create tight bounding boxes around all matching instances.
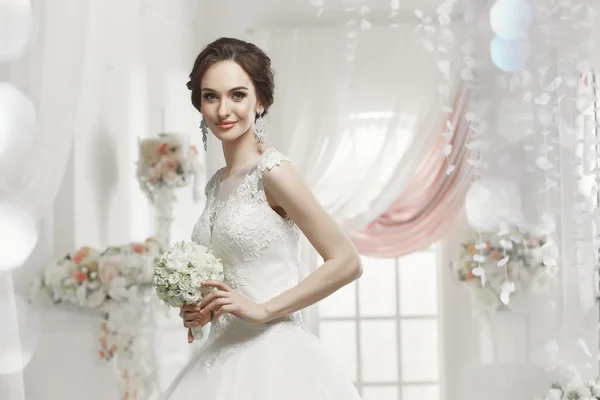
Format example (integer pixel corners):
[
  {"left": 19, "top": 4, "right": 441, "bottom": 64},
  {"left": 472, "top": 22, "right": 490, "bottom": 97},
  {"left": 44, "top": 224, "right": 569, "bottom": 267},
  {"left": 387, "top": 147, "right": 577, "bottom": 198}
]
[
  {"left": 136, "top": 133, "right": 201, "bottom": 204},
  {"left": 452, "top": 225, "right": 559, "bottom": 321},
  {"left": 30, "top": 237, "right": 163, "bottom": 399},
  {"left": 538, "top": 379, "right": 600, "bottom": 400},
  {"left": 31, "top": 238, "right": 162, "bottom": 312},
  {"left": 153, "top": 241, "right": 224, "bottom": 338}
]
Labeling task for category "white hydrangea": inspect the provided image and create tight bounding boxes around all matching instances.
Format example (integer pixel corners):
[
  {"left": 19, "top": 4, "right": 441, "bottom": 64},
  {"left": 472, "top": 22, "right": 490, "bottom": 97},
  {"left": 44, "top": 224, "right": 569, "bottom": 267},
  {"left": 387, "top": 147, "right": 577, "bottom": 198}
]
[{"left": 153, "top": 241, "right": 224, "bottom": 308}]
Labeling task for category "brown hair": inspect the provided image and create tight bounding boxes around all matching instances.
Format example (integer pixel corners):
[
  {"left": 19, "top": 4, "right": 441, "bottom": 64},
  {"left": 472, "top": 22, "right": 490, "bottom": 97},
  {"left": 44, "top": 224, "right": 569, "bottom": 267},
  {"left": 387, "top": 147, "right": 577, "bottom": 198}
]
[{"left": 187, "top": 37, "right": 275, "bottom": 118}]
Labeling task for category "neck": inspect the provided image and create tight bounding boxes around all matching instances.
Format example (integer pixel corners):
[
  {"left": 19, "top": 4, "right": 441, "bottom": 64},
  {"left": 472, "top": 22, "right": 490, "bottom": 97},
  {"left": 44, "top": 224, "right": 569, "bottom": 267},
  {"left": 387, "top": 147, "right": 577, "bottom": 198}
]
[{"left": 221, "top": 129, "right": 264, "bottom": 174}]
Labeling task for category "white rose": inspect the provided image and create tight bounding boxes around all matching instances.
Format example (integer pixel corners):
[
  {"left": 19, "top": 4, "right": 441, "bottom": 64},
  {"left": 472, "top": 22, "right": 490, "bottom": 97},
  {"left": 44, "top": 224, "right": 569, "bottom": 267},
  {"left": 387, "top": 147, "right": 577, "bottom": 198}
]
[
  {"left": 169, "top": 296, "right": 184, "bottom": 307},
  {"left": 178, "top": 275, "right": 192, "bottom": 291},
  {"left": 592, "top": 385, "right": 600, "bottom": 397},
  {"left": 189, "top": 271, "right": 203, "bottom": 287},
  {"left": 167, "top": 272, "right": 182, "bottom": 286},
  {"left": 167, "top": 288, "right": 181, "bottom": 299},
  {"left": 546, "top": 388, "right": 562, "bottom": 400},
  {"left": 182, "top": 288, "right": 201, "bottom": 304}
]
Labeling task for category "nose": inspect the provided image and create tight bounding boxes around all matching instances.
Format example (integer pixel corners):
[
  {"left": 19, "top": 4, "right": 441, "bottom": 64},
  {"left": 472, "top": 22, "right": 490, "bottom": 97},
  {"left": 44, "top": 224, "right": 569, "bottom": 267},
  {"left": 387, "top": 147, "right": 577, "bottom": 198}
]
[{"left": 217, "top": 100, "right": 231, "bottom": 119}]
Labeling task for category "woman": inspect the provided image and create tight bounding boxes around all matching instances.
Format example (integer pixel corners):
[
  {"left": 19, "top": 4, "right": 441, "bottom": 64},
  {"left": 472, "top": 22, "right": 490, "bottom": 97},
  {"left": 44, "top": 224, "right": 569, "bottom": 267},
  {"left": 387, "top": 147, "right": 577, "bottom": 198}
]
[{"left": 165, "top": 37, "right": 363, "bottom": 399}]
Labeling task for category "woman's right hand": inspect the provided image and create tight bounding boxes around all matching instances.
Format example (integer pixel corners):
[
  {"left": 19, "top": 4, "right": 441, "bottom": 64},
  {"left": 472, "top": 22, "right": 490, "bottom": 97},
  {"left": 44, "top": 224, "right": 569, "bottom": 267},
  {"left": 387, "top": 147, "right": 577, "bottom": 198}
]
[{"left": 179, "top": 304, "right": 212, "bottom": 343}]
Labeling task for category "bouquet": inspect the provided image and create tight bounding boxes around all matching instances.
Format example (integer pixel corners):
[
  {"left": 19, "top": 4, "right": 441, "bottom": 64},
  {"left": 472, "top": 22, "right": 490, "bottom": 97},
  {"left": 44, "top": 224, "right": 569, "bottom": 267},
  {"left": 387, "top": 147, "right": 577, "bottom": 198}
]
[
  {"left": 136, "top": 133, "right": 201, "bottom": 204},
  {"left": 153, "top": 241, "right": 224, "bottom": 338},
  {"left": 538, "top": 379, "right": 600, "bottom": 400},
  {"left": 452, "top": 226, "right": 559, "bottom": 322}
]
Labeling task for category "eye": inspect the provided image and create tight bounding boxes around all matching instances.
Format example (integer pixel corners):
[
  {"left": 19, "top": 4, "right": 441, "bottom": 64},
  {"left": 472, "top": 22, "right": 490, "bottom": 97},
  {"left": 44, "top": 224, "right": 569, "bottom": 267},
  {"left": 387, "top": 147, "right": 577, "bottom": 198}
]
[
  {"left": 232, "top": 91, "right": 246, "bottom": 100},
  {"left": 203, "top": 93, "right": 217, "bottom": 101}
]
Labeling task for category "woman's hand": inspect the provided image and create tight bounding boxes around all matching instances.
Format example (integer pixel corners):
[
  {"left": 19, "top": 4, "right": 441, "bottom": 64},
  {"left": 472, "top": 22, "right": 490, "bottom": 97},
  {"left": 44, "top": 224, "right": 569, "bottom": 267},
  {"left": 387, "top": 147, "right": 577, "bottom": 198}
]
[
  {"left": 179, "top": 304, "right": 212, "bottom": 343},
  {"left": 199, "top": 280, "right": 270, "bottom": 325}
]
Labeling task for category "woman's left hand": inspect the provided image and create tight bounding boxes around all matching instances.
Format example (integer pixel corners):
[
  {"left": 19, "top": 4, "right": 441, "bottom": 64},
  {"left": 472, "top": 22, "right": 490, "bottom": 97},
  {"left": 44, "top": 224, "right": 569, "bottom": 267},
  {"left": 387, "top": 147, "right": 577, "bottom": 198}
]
[{"left": 199, "top": 280, "right": 270, "bottom": 325}]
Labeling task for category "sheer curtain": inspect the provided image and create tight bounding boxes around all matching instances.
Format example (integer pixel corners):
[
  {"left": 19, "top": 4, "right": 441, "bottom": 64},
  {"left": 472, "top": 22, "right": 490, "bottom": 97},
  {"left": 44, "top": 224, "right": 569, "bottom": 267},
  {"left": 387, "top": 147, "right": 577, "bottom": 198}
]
[
  {"left": 0, "top": 0, "right": 90, "bottom": 222},
  {"left": 350, "top": 86, "right": 472, "bottom": 257},
  {"left": 249, "top": 24, "right": 448, "bottom": 235},
  {"left": 0, "top": 1, "right": 91, "bottom": 399}
]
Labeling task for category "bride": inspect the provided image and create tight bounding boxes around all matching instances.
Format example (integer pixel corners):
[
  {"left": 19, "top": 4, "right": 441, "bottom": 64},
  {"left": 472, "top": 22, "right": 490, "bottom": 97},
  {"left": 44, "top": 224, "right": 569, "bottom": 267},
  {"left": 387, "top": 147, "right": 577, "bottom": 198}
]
[{"left": 164, "top": 37, "right": 363, "bottom": 399}]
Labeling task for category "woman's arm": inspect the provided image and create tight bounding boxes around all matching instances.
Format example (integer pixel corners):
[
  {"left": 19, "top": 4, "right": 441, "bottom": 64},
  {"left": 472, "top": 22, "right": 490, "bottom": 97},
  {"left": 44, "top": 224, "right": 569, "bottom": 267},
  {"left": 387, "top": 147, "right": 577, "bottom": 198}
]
[
  {"left": 259, "top": 161, "right": 363, "bottom": 322},
  {"left": 197, "top": 160, "right": 363, "bottom": 325}
]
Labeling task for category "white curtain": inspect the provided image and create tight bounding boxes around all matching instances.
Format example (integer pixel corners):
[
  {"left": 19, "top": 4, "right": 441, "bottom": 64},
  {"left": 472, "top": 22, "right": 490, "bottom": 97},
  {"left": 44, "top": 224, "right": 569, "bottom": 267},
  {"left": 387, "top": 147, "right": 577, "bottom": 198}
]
[
  {"left": 0, "top": 1, "right": 91, "bottom": 399},
  {"left": 247, "top": 25, "right": 449, "bottom": 234},
  {"left": 0, "top": 0, "right": 90, "bottom": 222}
]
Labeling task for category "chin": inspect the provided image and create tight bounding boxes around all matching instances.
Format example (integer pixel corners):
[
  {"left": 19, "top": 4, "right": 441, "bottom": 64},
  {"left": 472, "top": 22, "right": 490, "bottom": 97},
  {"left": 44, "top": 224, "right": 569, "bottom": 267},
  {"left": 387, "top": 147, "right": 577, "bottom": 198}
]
[{"left": 212, "top": 125, "right": 250, "bottom": 142}]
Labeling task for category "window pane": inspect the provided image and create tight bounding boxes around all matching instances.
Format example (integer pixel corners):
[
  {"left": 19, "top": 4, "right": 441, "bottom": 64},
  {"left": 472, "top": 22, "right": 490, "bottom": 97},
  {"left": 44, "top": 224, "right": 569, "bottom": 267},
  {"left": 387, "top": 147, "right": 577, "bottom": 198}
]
[
  {"left": 319, "top": 321, "right": 358, "bottom": 382},
  {"left": 399, "top": 252, "right": 438, "bottom": 316},
  {"left": 400, "top": 319, "right": 439, "bottom": 382},
  {"left": 360, "top": 320, "right": 398, "bottom": 382},
  {"left": 403, "top": 384, "right": 440, "bottom": 400},
  {"left": 359, "top": 257, "right": 396, "bottom": 317},
  {"left": 362, "top": 386, "right": 399, "bottom": 400},
  {"left": 318, "top": 279, "right": 357, "bottom": 318}
]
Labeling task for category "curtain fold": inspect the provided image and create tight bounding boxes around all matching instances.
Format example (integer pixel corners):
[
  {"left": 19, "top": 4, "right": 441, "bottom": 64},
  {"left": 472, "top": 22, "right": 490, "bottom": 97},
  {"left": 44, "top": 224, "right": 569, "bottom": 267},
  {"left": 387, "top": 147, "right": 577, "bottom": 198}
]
[{"left": 350, "top": 86, "right": 472, "bottom": 257}]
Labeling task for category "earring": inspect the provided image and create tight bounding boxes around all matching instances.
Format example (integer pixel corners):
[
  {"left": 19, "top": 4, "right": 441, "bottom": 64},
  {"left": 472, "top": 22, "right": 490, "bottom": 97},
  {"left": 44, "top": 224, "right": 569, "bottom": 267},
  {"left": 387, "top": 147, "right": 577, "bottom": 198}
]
[
  {"left": 254, "top": 111, "right": 266, "bottom": 151},
  {"left": 200, "top": 117, "right": 209, "bottom": 151}
]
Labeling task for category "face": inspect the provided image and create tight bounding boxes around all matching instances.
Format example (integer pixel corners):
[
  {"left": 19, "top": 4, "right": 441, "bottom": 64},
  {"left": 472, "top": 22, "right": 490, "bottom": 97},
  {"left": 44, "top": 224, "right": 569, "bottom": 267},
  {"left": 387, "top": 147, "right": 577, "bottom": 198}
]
[{"left": 200, "top": 60, "right": 263, "bottom": 144}]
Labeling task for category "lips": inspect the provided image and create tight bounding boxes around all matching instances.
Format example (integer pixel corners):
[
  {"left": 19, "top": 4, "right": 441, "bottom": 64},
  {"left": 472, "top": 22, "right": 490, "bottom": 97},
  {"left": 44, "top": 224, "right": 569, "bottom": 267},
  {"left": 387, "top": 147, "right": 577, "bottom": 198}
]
[{"left": 216, "top": 121, "right": 237, "bottom": 129}]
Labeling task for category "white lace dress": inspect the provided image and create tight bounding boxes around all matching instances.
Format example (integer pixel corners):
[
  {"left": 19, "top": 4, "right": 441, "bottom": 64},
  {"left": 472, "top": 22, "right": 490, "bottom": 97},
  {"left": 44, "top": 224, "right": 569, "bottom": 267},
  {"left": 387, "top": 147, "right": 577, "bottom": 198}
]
[{"left": 163, "top": 148, "right": 362, "bottom": 399}]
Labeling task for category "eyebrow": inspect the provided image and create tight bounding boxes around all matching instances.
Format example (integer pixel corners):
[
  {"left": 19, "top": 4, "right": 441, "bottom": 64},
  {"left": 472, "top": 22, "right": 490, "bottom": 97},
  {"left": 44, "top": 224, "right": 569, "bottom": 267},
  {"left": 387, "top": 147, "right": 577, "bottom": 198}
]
[{"left": 201, "top": 86, "right": 249, "bottom": 93}]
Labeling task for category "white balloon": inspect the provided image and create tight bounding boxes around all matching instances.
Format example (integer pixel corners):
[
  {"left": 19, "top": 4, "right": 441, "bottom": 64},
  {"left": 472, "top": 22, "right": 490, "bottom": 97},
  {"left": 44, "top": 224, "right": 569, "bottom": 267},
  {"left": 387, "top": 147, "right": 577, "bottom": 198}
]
[
  {"left": 490, "top": 36, "right": 531, "bottom": 72},
  {"left": 0, "top": 82, "right": 36, "bottom": 162},
  {"left": 0, "top": 202, "right": 38, "bottom": 270},
  {"left": 0, "top": 0, "right": 33, "bottom": 62},
  {"left": 489, "top": 0, "right": 533, "bottom": 39},
  {"left": 465, "top": 177, "right": 522, "bottom": 230},
  {"left": 0, "top": 293, "right": 39, "bottom": 375}
]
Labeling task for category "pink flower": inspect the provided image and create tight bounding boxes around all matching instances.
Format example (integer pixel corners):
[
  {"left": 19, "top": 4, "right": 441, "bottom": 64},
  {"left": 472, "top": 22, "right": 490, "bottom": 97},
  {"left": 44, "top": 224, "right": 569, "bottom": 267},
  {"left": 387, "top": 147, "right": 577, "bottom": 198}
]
[
  {"left": 133, "top": 244, "right": 146, "bottom": 254},
  {"left": 73, "top": 271, "right": 87, "bottom": 283},
  {"left": 157, "top": 143, "right": 169, "bottom": 155}
]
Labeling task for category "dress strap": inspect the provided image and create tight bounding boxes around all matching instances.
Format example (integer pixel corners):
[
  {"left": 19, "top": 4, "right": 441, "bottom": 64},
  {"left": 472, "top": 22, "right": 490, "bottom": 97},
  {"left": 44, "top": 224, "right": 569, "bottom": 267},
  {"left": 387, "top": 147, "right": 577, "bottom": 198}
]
[{"left": 255, "top": 148, "right": 292, "bottom": 178}]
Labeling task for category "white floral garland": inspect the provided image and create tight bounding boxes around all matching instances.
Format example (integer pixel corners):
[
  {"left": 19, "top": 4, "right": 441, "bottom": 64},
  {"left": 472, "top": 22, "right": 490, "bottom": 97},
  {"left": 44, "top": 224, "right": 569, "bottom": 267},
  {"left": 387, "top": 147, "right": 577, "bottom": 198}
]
[{"left": 30, "top": 238, "right": 163, "bottom": 399}]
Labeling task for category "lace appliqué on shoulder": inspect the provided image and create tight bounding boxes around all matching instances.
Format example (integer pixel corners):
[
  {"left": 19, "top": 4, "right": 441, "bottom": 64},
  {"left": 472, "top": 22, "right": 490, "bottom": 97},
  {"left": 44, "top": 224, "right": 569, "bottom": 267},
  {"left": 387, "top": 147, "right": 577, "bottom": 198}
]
[{"left": 257, "top": 148, "right": 292, "bottom": 174}]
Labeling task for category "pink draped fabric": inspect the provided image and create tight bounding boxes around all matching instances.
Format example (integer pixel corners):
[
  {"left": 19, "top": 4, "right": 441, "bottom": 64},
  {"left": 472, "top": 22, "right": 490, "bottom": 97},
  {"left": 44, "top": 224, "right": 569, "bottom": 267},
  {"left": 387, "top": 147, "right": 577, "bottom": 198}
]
[{"left": 350, "top": 87, "right": 472, "bottom": 258}]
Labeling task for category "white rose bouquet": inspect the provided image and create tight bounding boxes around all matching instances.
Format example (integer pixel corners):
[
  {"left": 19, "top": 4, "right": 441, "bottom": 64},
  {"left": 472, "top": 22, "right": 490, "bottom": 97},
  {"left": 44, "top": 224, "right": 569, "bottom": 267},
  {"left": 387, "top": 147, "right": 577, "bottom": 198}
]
[{"left": 153, "top": 241, "right": 224, "bottom": 337}]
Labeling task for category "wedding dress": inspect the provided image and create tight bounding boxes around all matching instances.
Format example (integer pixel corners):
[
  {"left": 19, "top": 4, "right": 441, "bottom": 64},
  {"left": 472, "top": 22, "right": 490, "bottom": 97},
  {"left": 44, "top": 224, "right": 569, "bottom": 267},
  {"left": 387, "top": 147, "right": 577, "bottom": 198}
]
[{"left": 163, "top": 148, "right": 362, "bottom": 399}]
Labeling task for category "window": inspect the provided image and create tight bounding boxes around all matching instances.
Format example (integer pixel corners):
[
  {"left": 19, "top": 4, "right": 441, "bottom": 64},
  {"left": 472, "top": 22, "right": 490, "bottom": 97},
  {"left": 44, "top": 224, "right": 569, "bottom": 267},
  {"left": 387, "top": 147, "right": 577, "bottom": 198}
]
[{"left": 317, "top": 246, "right": 442, "bottom": 400}]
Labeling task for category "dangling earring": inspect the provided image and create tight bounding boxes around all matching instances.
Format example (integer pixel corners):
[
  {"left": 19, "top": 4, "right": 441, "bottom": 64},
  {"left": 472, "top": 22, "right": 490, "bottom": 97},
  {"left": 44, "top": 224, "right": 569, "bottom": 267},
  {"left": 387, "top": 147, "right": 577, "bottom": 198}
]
[
  {"left": 254, "top": 110, "right": 266, "bottom": 151},
  {"left": 200, "top": 117, "right": 209, "bottom": 151}
]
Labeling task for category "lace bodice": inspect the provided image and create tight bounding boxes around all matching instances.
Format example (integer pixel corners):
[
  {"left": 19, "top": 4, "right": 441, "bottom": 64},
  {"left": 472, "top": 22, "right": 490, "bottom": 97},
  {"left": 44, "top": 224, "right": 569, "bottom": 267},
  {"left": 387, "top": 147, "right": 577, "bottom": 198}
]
[{"left": 191, "top": 148, "right": 302, "bottom": 315}]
